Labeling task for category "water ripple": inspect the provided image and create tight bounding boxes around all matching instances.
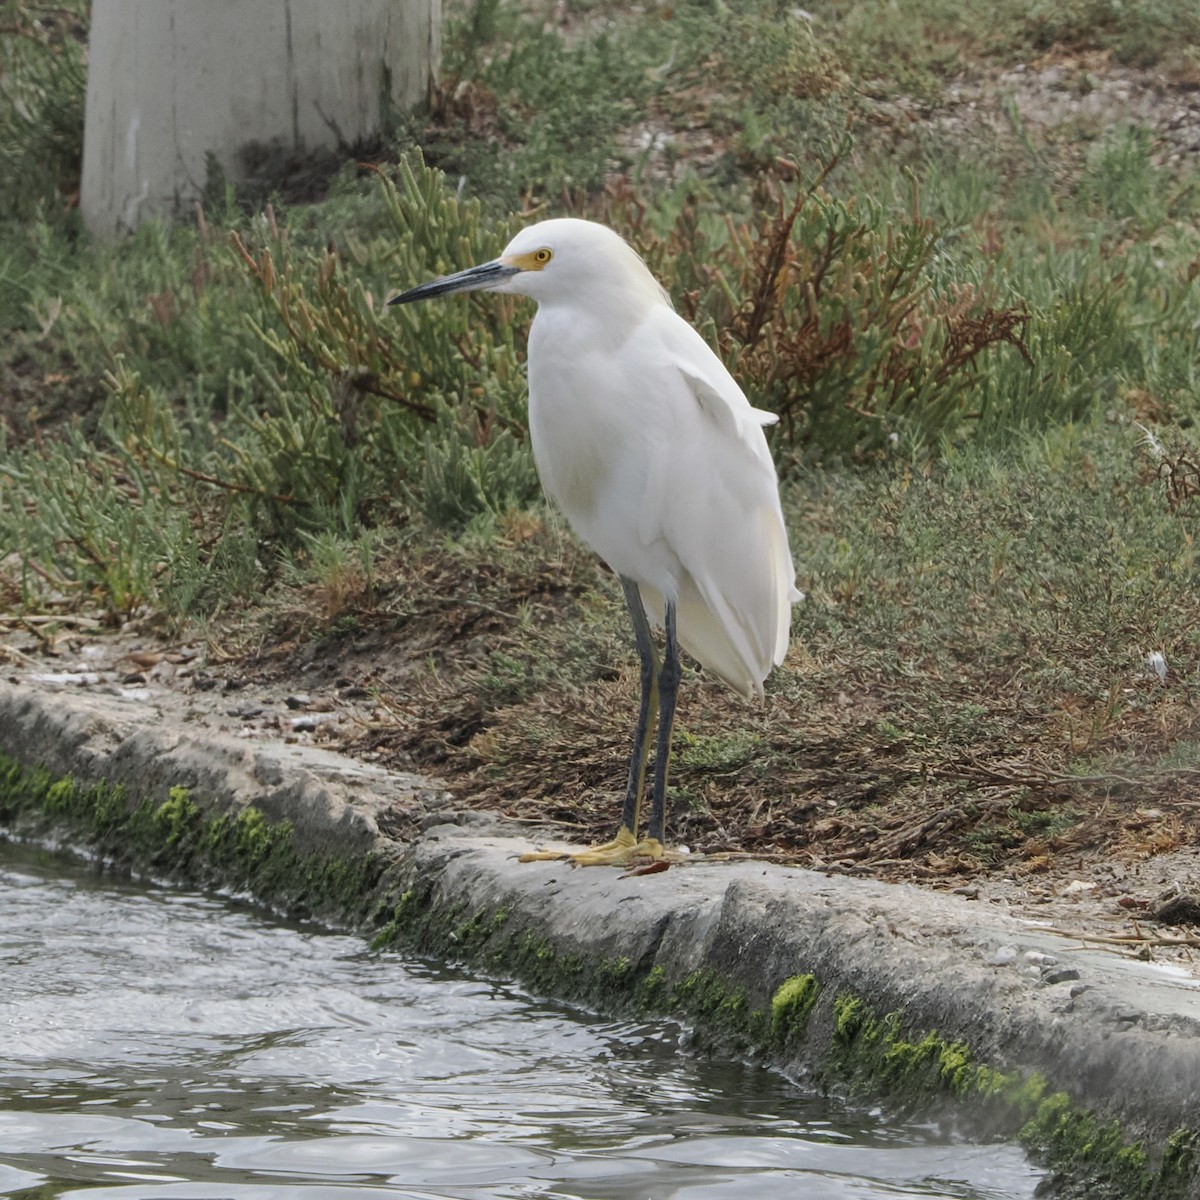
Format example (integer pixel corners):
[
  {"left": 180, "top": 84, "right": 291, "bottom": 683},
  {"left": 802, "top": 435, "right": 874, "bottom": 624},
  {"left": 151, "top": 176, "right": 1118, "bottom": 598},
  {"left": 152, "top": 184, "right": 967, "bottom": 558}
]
[{"left": 0, "top": 843, "right": 1041, "bottom": 1200}]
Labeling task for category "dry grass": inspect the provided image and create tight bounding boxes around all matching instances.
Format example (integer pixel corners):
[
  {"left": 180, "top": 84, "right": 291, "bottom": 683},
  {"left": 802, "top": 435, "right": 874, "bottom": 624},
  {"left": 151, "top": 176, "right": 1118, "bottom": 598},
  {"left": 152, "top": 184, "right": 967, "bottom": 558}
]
[{"left": 212, "top": 417, "right": 1200, "bottom": 894}]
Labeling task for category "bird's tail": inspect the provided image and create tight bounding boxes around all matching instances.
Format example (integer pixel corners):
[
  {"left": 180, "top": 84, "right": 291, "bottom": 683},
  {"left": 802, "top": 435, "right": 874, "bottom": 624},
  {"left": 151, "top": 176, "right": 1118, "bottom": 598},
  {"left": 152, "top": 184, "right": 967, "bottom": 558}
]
[{"left": 640, "top": 507, "right": 800, "bottom": 700}]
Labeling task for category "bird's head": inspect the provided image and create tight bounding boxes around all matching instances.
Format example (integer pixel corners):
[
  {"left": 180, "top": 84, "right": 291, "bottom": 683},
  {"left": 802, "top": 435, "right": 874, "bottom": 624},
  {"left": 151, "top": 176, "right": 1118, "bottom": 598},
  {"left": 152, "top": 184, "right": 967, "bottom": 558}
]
[{"left": 388, "top": 218, "right": 667, "bottom": 310}]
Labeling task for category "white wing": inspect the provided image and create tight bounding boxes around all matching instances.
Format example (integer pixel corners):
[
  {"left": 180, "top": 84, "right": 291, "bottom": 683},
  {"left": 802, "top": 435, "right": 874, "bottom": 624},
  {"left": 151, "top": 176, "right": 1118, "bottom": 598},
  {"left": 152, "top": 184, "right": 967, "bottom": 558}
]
[
  {"left": 633, "top": 309, "right": 802, "bottom": 698},
  {"left": 527, "top": 300, "right": 800, "bottom": 697}
]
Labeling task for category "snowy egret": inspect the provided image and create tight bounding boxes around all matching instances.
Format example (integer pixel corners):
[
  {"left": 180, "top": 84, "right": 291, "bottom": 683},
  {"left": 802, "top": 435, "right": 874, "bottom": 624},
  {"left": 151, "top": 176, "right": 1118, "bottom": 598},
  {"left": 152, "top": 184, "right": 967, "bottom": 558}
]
[{"left": 390, "top": 218, "right": 801, "bottom": 864}]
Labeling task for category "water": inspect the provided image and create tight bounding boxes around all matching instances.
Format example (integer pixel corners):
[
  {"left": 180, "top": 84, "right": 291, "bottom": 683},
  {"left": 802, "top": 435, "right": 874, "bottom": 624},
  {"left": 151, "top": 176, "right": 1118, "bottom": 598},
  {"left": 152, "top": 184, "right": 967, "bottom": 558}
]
[{"left": 0, "top": 842, "right": 1042, "bottom": 1200}]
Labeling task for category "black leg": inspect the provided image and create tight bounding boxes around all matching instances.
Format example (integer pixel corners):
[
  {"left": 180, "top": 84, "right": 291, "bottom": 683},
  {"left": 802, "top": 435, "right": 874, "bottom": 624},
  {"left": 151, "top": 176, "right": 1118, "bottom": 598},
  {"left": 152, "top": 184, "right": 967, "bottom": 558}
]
[
  {"left": 646, "top": 598, "right": 680, "bottom": 847},
  {"left": 617, "top": 576, "right": 659, "bottom": 841},
  {"left": 517, "top": 581, "right": 675, "bottom": 866}
]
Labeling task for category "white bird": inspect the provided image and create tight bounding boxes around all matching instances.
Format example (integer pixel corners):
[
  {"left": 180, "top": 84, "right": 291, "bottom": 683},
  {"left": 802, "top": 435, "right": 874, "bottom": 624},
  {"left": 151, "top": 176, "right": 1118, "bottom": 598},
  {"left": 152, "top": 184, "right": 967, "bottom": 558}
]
[{"left": 390, "top": 218, "right": 801, "bottom": 864}]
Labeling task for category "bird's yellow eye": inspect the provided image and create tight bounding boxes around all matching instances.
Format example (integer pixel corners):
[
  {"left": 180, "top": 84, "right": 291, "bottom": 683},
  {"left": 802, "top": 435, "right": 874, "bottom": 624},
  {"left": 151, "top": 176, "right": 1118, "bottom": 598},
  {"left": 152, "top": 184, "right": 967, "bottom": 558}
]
[{"left": 508, "top": 247, "right": 555, "bottom": 272}]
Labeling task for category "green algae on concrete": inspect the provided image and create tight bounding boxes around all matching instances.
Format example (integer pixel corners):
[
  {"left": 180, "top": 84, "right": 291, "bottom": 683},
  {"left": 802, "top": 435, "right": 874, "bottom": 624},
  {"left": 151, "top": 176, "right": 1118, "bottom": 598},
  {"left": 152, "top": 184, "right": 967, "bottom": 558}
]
[
  {"left": 771, "top": 974, "right": 821, "bottom": 1045},
  {"left": 672, "top": 968, "right": 758, "bottom": 1034},
  {"left": 829, "top": 988, "right": 1194, "bottom": 1200},
  {"left": 1158, "top": 1129, "right": 1200, "bottom": 1196},
  {"left": 375, "top": 881, "right": 651, "bottom": 1007},
  {"left": 371, "top": 880, "right": 1196, "bottom": 1200},
  {"left": 0, "top": 750, "right": 382, "bottom": 924}
]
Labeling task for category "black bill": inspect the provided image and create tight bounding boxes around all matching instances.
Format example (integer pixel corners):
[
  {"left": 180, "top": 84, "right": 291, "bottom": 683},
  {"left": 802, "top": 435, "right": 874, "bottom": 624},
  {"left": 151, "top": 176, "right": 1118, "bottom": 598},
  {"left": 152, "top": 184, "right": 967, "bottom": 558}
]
[{"left": 388, "top": 259, "right": 519, "bottom": 306}]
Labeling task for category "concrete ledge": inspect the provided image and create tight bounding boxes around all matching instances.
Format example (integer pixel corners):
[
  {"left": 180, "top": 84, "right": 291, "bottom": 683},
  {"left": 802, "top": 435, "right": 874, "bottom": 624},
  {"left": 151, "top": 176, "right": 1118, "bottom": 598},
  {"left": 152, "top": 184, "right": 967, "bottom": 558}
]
[{"left": 0, "top": 679, "right": 1196, "bottom": 1198}]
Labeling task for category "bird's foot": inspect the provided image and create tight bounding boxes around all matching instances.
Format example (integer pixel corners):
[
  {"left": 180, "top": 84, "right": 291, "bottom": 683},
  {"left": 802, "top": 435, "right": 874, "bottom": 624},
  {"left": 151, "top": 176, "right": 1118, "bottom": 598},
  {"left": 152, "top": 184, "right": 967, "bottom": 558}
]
[{"left": 518, "top": 826, "right": 677, "bottom": 867}]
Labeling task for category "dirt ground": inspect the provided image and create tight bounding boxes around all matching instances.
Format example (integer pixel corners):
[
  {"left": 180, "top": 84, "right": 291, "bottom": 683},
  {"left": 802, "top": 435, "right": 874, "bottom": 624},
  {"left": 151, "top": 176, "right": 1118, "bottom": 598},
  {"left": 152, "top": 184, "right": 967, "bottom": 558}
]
[{"left": 4, "top": 588, "right": 1200, "bottom": 980}]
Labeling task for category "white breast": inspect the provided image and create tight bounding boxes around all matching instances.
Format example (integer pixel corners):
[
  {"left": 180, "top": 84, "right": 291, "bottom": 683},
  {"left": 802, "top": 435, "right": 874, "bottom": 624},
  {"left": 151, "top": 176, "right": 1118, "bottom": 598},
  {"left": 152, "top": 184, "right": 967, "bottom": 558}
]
[{"left": 527, "top": 303, "right": 688, "bottom": 598}]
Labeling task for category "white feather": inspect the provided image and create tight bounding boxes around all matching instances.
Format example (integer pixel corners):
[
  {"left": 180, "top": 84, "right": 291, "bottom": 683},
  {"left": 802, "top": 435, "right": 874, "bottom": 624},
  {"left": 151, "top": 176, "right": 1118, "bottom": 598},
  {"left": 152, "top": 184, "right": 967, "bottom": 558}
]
[{"left": 513, "top": 221, "right": 801, "bottom": 698}]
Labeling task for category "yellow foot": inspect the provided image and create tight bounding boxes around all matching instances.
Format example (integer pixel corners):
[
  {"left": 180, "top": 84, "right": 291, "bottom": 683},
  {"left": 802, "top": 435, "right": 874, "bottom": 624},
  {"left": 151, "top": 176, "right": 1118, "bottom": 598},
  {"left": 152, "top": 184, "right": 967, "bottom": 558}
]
[{"left": 519, "top": 827, "right": 679, "bottom": 867}]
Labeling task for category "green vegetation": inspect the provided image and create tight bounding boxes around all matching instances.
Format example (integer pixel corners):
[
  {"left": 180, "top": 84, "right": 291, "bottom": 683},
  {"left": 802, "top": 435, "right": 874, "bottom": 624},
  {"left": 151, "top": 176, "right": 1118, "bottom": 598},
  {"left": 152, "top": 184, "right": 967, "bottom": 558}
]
[
  {"left": 0, "top": 3, "right": 85, "bottom": 220},
  {"left": 770, "top": 973, "right": 821, "bottom": 1043},
  {"left": 370, "top": 883, "right": 1196, "bottom": 1197},
  {"left": 828, "top": 989, "right": 1195, "bottom": 1198},
  {"left": 2, "top": 0, "right": 1200, "bottom": 876},
  {"left": 0, "top": 750, "right": 383, "bottom": 921}
]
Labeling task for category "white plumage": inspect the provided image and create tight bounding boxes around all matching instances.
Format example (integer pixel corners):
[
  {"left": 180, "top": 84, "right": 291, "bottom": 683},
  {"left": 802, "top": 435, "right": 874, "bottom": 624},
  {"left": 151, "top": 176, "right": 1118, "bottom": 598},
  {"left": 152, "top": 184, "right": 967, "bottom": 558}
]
[
  {"left": 508, "top": 219, "right": 800, "bottom": 697},
  {"left": 391, "top": 216, "right": 801, "bottom": 861}
]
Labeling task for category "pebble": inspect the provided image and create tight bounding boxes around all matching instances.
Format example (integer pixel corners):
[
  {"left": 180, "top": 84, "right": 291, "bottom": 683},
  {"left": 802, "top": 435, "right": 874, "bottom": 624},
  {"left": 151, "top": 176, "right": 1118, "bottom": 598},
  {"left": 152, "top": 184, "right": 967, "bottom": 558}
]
[
  {"left": 1025, "top": 951, "right": 1058, "bottom": 967},
  {"left": 1042, "top": 967, "right": 1082, "bottom": 986},
  {"left": 290, "top": 712, "right": 340, "bottom": 731}
]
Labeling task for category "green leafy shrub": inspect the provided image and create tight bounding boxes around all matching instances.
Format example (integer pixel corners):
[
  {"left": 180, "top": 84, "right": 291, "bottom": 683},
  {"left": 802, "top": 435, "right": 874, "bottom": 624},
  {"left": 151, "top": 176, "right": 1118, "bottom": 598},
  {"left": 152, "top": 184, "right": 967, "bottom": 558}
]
[
  {"left": 0, "top": 3, "right": 87, "bottom": 220},
  {"left": 601, "top": 167, "right": 1033, "bottom": 457},
  {"left": 0, "top": 425, "right": 206, "bottom": 614},
  {"left": 2, "top": 155, "right": 544, "bottom": 613}
]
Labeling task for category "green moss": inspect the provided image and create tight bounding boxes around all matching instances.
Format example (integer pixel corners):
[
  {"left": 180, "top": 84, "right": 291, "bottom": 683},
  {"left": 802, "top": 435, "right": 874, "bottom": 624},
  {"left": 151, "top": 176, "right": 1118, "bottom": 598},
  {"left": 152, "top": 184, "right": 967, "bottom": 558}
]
[
  {"left": 673, "top": 969, "right": 742, "bottom": 1018},
  {"left": 770, "top": 974, "right": 820, "bottom": 1043},
  {"left": 1160, "top": 1129, "right": 1199, "bottom": 1189},
  {"left": 975, "top": 1065, "right": 1049, "bottom": 1112},
  {"left": 507, "top": 930, "right": 585, "bottom": 993},
  {"left": 154, "top": 786, "right": 200, "bottom": 846},
  {"left": 22, "top": 769, "right": 131, "bottom": 833},
  {"left": 597, "top": 956, "right": 633, "bottom": 985},
  {"left": 636, "top": 964, "right": 668, "bottom": 1010},
  {"left": 671, "top": 969, "right": 768, "bottom": 1041},
  {"left": 835, "top": 993, "right": 973, "bottom": 1097},
  {"left": 829, "top": 990, "right": 1191, "bottom": 1198},
  {"left": 44, "top": 777, "right": 77, "bottom": 813},
  {"left": 371, "top": 888, "right": 417, "bottom": 950},
  {"left": 0, "top": 750, "right": 380, "bottom": 922},
  {"left": 833, "top": 993, "right": 867, "bottom": 1043},
  {"left": 881, "top": 1027, "right": 945, "bottom": 1086},
  {"left": 230, "top": 806, "right": 292, "bottom": 870},
  {"left": 449, "top": 904, "right": 507, "bottom": 955},
  {"left": 1019, "top": 1090, "right": 1157, "bottom": 1194},
  {"left": 371, "top": 884, "right": 654, "bottom": 1004},
  {"left": 937, "top": 1040, "right": 975, "bottom": 1095}
]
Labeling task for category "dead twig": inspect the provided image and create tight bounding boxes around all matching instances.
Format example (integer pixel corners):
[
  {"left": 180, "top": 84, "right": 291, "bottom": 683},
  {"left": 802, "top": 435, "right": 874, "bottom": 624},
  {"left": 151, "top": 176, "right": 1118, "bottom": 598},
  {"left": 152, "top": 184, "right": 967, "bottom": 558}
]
[
  {"left": 1045, "top": 926, "right": 1200, "bottom": 950},
  {"left": 0, "top": 613, "right": 101, "bottom": 627}
]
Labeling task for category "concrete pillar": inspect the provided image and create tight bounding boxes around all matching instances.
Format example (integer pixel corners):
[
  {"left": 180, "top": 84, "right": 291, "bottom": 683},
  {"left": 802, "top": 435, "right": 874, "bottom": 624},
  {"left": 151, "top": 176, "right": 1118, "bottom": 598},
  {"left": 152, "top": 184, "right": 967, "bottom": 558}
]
[{"left": 80, "top": 0, "right": 440, "bottom": 237}]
